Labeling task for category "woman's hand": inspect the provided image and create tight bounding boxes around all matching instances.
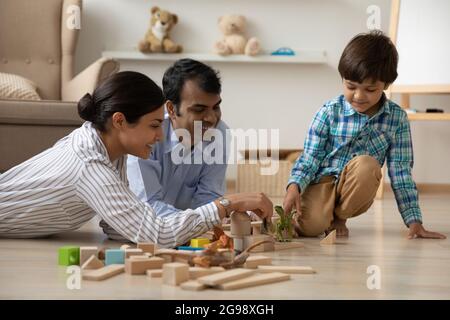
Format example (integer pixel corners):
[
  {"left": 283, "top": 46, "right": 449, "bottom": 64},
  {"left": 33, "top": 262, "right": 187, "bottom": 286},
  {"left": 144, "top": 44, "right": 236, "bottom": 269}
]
[{"left": 215, "top": 193, "right": 273, "bottom": 220}]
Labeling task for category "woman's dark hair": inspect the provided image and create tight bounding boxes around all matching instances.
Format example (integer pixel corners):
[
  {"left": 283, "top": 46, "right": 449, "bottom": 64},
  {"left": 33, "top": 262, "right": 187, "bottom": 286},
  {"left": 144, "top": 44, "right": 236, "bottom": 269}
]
[
  {"left": 162, "top": 59, "right": 221, "bottom": 115},
  {"left": 77, "top": 71, "right": 165, "bottom": 131},
  {"left": 338, "top": 30, "right": 399, "bottom": 85}
]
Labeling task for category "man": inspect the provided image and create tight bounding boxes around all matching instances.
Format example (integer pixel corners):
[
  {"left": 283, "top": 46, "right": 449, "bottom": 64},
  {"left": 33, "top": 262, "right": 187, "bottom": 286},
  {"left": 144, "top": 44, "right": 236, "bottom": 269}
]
[{"left": 127, "top": 59, "right": 229, "bottom": 216}]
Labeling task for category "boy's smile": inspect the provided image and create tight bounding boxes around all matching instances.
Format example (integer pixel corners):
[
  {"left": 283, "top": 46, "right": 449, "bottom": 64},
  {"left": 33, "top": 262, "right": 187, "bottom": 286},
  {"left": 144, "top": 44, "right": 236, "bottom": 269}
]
[{"left": 343, "top": 79, "right": 387, "bottom": 117}]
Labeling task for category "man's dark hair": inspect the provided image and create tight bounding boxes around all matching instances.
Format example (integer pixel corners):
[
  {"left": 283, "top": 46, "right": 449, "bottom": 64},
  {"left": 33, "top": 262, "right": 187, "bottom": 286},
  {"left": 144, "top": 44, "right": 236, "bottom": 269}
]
[
  {"left": 162, "top": 59, "right": 221, "bottom": 115},
  {"left": 338, "top": 30, "right": 399, "bottom": 85}
]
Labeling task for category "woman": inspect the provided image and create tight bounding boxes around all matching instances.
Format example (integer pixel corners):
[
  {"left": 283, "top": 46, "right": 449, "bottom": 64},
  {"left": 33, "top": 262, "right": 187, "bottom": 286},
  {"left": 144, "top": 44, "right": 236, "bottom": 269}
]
[{"left": 0, "top": 71, "right": 273, "bottom": 247}]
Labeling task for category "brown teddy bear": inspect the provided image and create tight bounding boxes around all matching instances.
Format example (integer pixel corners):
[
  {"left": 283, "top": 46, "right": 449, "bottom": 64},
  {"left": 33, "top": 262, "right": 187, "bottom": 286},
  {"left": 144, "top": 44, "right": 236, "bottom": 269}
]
[
  {"left": 138, "top": 6, "right": 182, "bottom": 53},
  {"left": 214, "top": 14, "right": 261, "bottom": 56}
]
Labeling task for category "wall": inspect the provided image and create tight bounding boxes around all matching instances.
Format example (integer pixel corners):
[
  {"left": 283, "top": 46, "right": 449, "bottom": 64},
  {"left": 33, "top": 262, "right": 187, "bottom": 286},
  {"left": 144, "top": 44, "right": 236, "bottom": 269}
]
[{"left": 75, "top": 0, "right": 450, "bottom": 183}]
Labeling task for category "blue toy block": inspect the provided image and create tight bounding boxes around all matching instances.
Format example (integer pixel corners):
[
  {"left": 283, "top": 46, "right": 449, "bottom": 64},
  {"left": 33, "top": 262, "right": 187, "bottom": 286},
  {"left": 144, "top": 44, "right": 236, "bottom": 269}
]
[
  {"left": 177, "top": 246, "right": 205, "bottom": 251},
  {"left": 105, "top": 249, "right": 125, "bottom": 265}
]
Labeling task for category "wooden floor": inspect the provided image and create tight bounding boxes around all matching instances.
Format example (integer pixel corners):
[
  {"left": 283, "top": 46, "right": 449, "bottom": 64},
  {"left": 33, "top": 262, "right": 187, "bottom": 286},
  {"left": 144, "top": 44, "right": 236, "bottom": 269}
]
[{"left": 0, "top": 192, "right": 449, "bottom": 299}]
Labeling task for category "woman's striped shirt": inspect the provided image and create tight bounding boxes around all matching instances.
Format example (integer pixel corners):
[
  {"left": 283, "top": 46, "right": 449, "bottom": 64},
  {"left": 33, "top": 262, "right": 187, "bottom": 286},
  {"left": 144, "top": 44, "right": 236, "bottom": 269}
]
[{"left": 0, "top": 122, "right": 220, "bottom": 247}]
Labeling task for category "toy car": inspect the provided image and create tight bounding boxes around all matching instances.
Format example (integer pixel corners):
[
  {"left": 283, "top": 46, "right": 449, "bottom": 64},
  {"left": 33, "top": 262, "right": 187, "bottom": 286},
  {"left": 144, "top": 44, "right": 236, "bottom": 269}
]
[{"left": 271, "top": 47, "right": 295, "bottom": 56}]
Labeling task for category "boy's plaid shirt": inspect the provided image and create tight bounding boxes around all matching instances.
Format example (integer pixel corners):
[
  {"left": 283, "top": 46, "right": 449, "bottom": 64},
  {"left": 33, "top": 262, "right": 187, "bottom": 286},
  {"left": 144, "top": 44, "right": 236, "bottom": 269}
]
[{"left": 288, "top": 94, "right": 422, "bottom": 226}]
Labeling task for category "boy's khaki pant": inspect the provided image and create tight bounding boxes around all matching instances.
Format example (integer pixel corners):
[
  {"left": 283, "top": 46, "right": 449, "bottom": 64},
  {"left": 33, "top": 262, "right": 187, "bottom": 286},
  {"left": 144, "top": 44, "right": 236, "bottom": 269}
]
[{"left": 295, "top": 155, "right": 382, "bottom": 237}]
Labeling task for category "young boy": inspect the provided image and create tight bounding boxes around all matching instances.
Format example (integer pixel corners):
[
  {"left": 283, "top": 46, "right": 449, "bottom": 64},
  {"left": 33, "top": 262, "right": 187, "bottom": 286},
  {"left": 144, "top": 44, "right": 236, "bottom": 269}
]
[{"left": 283, "top": 30, "right": 445, "bottom": 240}]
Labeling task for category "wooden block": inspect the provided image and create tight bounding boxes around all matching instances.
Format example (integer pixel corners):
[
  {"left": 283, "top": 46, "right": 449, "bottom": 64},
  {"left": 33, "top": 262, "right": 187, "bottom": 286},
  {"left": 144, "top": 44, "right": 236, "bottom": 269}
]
[
  {"left": 125, "top": 257, "right": 165, "bottom": 275},
  {"left": 274, "top": 241, "right": 304, "bottom": 251},
  {"left": 190, "top": 238, "right": 210, "bottom": 248},
  {"left": 243, "top": 235, "right": 275, "bottom": 253},
  {"left": 197, "top": 268, "right": 254, "bottom": 286},
  {"left": 189, "top": 266, "right": 225, "bottom": 279},
  {"left": 218, "top": 272, "right": 290, "bottom": 290},
  {"left": 162, "top": 262, "right": 190, "bottom": 286},
  {"left": 81, "top": 254, "right": 104, "bottom": 270},
  {"left": 231, "top": 211, "right": 252, "bottom": 236},
  {"left": 82, "top": 264, "right": 124, "bottom": 281},
  {"left": 257, "top": 265, "right": 316, "bottom": 274},
  {"left": 120, "top": 244, "right": 131, "bottom": 250},
  {"left": 180, "top": 280, "right": 207, "bottom": 291},
  {"left": 252, "top": 225, "right": 261, "bottom": 235},
  {"left": 155, "top": 248, "right": 177, "bottom": 263},
  {"left": 244, "top": 255, "right": 272, "bottom": 269},
  {"left": 320, "top": 230, "right": 336, "bottom": 245},
  {"left": 79, "top": 246, "right": 98, "bottom": 266},
  {"left": 130, "top": 255, "right": 151, "bottom": 260},
  {"left": 137, "top": 242, "right": 156, "bottom": 255},
  {"left": 125, "top": 248, "right": 143, "bottom": 258},
  {"left": 146, "top": 269, "right": 163, "bottom": 278}
]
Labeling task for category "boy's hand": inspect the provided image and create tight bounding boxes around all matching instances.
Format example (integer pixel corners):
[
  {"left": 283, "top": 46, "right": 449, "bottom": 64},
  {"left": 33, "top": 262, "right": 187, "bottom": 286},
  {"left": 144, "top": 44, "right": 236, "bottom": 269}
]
[
  {"left": 407, "top": 222, "right": 446, "bottom": 239},
  {"left": 283, "top": 183, "right": 302, "bottom": 217}
]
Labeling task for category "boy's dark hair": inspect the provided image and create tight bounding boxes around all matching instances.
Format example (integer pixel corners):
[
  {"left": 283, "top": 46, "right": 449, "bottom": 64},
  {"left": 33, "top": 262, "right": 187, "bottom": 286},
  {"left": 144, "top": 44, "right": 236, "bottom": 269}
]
[
  {"left": 338, "top": 30, "right": 399, "bottom": 85},
  {"left": 78, "top": 71, "right": 165, "bottom": 132},
  {"left": 163, "top": 58, "right": 221, "bottom": 115}
]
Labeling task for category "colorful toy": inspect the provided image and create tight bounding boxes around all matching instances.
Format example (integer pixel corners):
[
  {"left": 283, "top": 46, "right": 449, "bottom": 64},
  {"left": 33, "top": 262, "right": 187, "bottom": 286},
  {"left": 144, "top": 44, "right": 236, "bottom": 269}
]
[
  {"left": 190, "top": 238, "right": 210, "bottom": 248},
  {"left": 105, "top": 249, "right": 125, "bottom": 265},
  {"left": 58, "top": 246, "right": 79, "bottom": 266}
]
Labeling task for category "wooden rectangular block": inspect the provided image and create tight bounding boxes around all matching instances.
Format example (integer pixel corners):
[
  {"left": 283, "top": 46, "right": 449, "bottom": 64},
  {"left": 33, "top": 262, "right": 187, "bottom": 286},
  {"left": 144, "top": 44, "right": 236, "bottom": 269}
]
[
  {"left": 243, "top": 235, "right": 275, "bottom": 253},
  {"left": 274, "top": 241, "right": 304, "bottom": 251},
  {"left": 180, "top": 280, "right": 207, "bottom": 291},
  {"left": 82, "top": 264, "right": 124, "bottom": 281},
  {"left": 197, "top": 268, "right": 254, "bottom": 286},
  {"left": 125, "top": 257, "right": 165, "bottom": 275},
  {"left": 189, "top": 266, "right": 225, "bottom": 279},
  {"left": 79, "top": 246, "right": 98, "bottom": 266},
  {"left": 155, "top": 248, "right": 177, "bottom": 263},
  {"left": 162, "top": 262, "right": 190, "bottom": 286},
  {"left": 81, "top": 254, "right": 104, "bottom": 270},
  {"left": 125, "top": 248, "right": 143, "bottom": 258},
  {"left": 218, "top": 272, "right": 290, "bottom": 290},
  {"left": 244, "top": 255, "right": 272, "bottom": 269},
  {"left": 146, "top": 269, "right": 163, "bottom": 278},
  {"left": 137, "top": 243, "right": 156, "bottom": 255},
  {"left": 257, "top": 265, "right": 316, "bottom": 274}
]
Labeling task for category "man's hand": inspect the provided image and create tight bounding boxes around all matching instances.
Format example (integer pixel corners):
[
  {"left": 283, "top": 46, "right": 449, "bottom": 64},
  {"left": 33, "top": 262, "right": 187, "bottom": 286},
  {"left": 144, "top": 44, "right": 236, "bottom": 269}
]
[
  {"left": 283, "top": 183, "right": 302, "bottom": 217},
  {"left": 407, "top": 222, "right": 446, "bottom": 239}
]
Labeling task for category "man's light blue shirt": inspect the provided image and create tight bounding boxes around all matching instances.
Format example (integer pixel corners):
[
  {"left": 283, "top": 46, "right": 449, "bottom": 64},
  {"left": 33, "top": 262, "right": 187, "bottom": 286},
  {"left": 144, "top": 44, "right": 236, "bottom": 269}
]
[{"left": 127, "top": 117, "right": 229, "bottom": 217}]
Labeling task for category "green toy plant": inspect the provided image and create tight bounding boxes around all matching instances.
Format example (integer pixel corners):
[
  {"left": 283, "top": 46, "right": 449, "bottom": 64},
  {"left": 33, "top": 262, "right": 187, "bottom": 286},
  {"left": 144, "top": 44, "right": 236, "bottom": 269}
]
[{"left": 274, "top": 205, "right": 295, "bottom": 242}]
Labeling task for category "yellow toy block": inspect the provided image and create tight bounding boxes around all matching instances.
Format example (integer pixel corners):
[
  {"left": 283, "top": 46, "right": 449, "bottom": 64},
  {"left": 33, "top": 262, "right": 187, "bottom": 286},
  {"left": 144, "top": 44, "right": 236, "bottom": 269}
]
[{"left": 190, "top": 238, "right": 210, "bottom": 248}]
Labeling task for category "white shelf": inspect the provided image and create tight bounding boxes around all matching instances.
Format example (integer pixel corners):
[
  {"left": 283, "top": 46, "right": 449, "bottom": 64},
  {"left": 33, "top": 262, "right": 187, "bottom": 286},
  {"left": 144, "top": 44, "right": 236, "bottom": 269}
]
[{"left": 102, "top": 50, "right": 327, "bottom": 64}]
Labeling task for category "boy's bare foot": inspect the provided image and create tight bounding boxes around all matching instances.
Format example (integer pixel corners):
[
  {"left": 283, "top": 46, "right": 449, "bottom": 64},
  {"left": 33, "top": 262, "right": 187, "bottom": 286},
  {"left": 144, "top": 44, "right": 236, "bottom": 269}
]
[{"left": 328, "top": 218, "right": 349, "bottom": 237}]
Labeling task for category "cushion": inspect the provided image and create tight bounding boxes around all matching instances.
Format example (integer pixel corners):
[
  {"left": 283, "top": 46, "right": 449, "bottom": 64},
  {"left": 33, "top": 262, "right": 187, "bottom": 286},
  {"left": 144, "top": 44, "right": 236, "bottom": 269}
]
[{"left": 0, "top": 72, "right": 41, "bottom": 100}]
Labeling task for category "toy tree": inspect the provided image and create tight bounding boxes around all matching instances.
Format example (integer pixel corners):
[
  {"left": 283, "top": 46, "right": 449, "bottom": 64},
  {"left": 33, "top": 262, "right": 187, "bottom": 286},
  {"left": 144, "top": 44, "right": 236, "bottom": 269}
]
[{"left": 274, "top": 205, "right": 295, "bottom": 242}]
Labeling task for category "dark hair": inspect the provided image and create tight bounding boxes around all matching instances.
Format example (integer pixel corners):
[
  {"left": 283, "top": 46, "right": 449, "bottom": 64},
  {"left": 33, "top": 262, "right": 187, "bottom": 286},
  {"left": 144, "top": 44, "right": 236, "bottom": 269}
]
[
  {"left": 77, "top": 71, "right": 165, "bottom": 131},
  {"left": 162, "top": 59, "right": 221, "bottom": 115},
  {"left": 338, "top": 30, "right": 399, "bottom": 85}
]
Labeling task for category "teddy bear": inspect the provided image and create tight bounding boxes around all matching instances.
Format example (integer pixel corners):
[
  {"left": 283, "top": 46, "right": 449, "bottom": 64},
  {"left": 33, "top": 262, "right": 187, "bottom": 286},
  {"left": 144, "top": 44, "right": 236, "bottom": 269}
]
[
  {"left": 138, "top": 6, "right": 182, "bottom": 53},
  {"left": 214, "top": 14, "right": 261, "bottom": 56}
]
